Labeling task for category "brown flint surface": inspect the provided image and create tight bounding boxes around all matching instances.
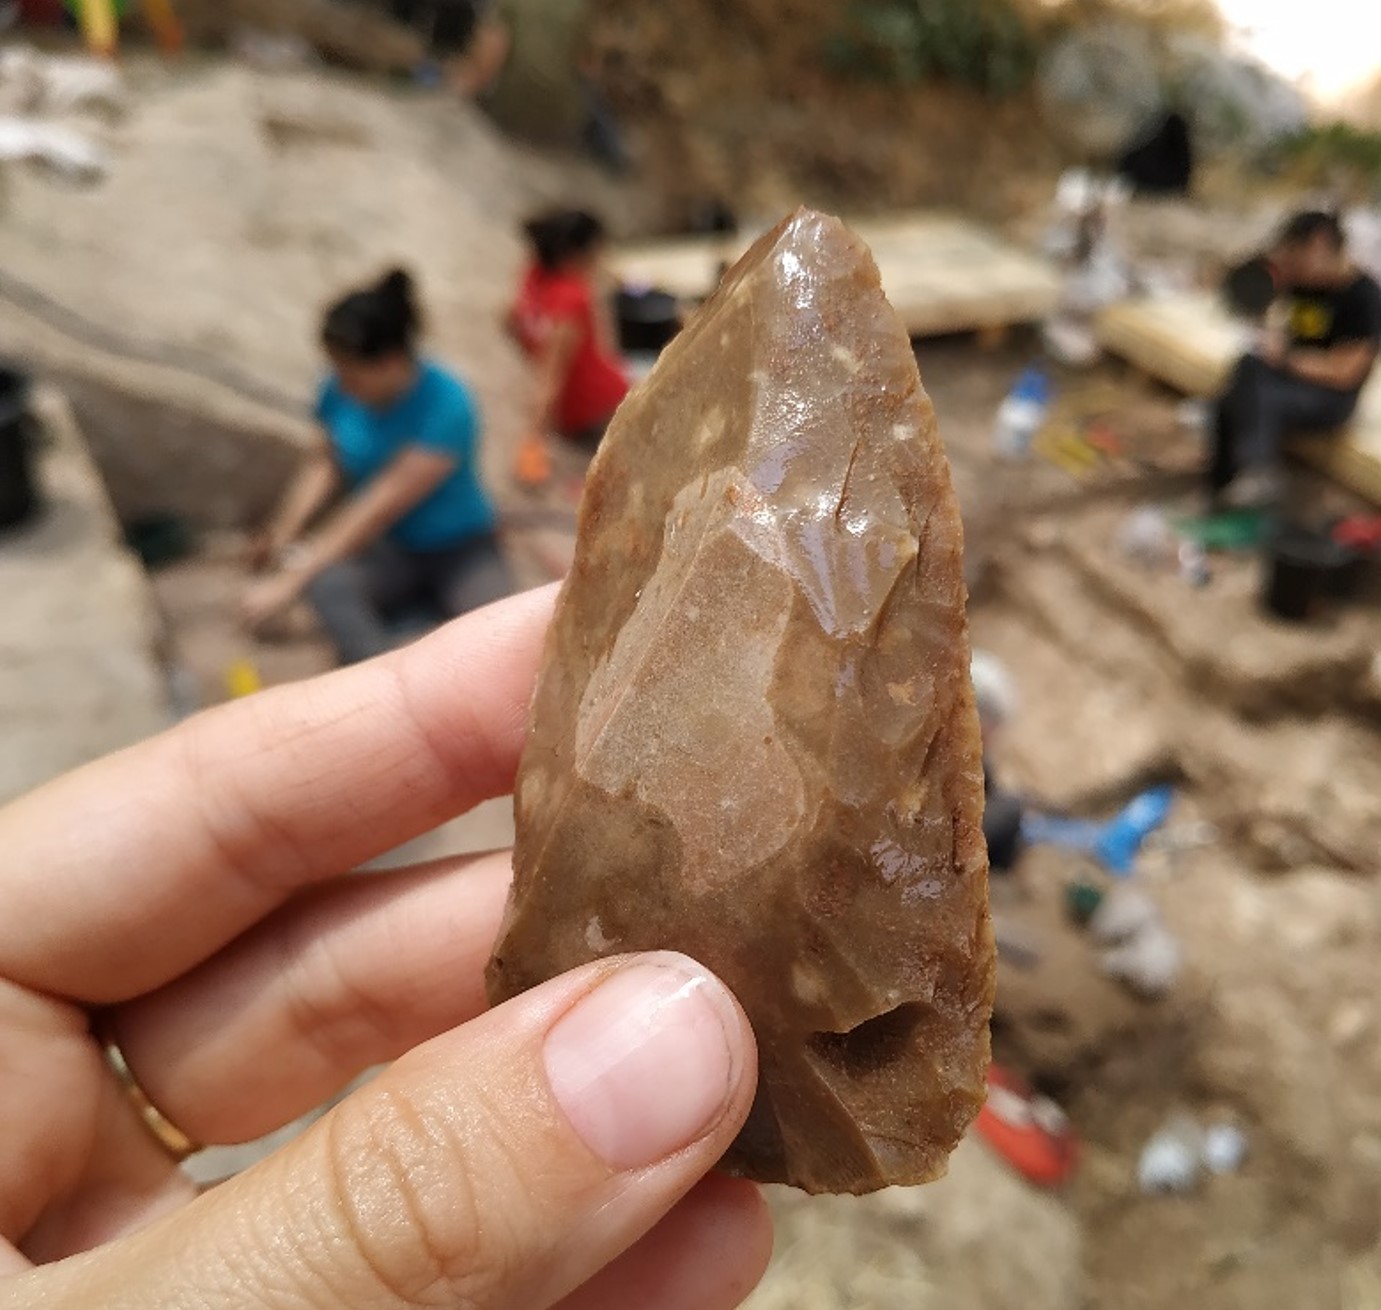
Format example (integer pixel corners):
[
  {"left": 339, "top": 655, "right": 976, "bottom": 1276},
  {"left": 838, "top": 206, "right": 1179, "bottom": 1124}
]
[{"left": 487, "top": 208, "right": 994, "bottom": 1195}]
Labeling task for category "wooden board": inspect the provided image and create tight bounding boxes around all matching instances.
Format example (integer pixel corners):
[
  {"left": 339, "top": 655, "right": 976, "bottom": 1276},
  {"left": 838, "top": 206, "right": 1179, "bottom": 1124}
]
[
  {"left": 850, "top": 214, "right": 1061, "bottom": 338},
  {"left": 609, "top": 234, "right": 741, "bottom": 303},
  {"left": 1096, "top": 292, "right": 1250, "bottom": 397},
  {"left": 609, "top": 213, "right": 1061, "bottom": 340},
  {"left": 1296, "top": 382, "right": 1381, "bottom": 505},
  {"left": 1097, "top": 292, "right": 1381, "bottom": 505}
]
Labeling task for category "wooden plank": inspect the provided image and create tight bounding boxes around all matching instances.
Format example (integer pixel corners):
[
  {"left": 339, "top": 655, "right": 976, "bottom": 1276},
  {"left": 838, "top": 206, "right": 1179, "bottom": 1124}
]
[
  {"left": 608, "top": 234, "right": 741, "bottom": 303},
  {"left": 1096, "top": 293, "right": 1248, "bottom": 397},
  {"left": 1295, "top": 383, "right": 1381, "bottom": 504},
  {"left": 1095, "top": 292, "right": 1381, "bottom": 505},
  {"left": 851, "top": 215, "right": 1061, "bottom": 337},
  {"left": 608, "top": 212, "right": 1061, "bottom": 340}
]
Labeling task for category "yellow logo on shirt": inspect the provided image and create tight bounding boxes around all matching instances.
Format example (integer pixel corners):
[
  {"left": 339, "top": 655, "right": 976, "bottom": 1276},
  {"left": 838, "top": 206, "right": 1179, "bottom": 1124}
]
[{"left": 1288, "top": 300, "right": 1334, "bottom": 341}]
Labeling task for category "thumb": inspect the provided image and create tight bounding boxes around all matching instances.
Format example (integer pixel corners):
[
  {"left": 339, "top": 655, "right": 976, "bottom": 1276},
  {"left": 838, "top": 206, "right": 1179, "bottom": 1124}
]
[{"left": 27, "top": 953, "right": 758, "bottom": 1310}]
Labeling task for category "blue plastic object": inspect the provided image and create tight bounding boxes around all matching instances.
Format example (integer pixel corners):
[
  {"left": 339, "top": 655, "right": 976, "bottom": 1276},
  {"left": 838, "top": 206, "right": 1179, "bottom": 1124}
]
[
  {"left": 1020, "top": 785, "right": 1176, "bottom": 878},
  {"left": 1094, "top": 785, "right": 1176, "bottom": 877},
  {"left": 1020, "top": 812, "right": 1104, "bottom": 851},
  {"left": 1011, "top": 366, "right": 1051, "bottom": 407}
]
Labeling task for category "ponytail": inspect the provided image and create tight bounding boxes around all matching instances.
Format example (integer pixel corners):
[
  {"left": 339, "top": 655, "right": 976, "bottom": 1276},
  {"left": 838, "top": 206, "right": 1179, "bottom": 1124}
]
[{"left": 322, "top": 266, "right": 422, "bottom": 359}]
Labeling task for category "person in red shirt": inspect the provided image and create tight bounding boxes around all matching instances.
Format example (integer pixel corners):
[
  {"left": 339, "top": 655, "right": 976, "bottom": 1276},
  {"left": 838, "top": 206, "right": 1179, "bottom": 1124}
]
[{"left": 511, "top": 210, "right": 630, "bottom": 456}]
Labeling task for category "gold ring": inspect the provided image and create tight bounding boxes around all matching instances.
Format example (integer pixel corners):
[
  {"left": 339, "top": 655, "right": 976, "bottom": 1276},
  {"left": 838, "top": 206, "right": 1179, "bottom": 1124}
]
[{"left": 96, "top": 1018, "right": 201, "bottom": 1162}]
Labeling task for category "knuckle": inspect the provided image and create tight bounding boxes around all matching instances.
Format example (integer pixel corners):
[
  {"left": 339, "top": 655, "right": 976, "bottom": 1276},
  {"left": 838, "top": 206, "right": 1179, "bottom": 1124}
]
[
  {"left": 322, "top": 1078, "right": 532, "bottom": 1309},
  {"left": 175, "top": 705, "right": 315, "bottom": 897},
  {"left": 279, "top": 920, "right": 400, "bottom": 1075},
  {"left": 387, "top": 653, "right": 505, "bottom": 807}
]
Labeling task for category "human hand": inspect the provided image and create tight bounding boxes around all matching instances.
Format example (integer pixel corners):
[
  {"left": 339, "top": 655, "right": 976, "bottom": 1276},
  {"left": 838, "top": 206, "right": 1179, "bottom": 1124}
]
[
  {"left": 239, "top": 567, "right": 307, "bottom": 631},
  {"left": 516, "top": 429, "right": 554, "bottom": 487},
  {"left": 1255, "top": 327, "right": 1288, "bottom": 367},
  {"left": 0, "top": 586, "right": 769, "bottom": 1309}
]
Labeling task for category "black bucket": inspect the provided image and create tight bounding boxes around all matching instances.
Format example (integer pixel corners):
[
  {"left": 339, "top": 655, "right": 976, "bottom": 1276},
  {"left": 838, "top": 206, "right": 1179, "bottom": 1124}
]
[
  {"left": 0, "top": 364, "right": 40, "bottom": 533},
  {"left": 1262, "top": 524, "right": 1359, "bottom": 622},
  {"left": 615, "top": 287, "right": 681, "bottom": 354}
]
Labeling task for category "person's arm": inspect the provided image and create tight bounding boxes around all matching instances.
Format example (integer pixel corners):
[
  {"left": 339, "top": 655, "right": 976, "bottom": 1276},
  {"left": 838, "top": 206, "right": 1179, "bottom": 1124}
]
[
  {"left": 452, "top": 13, "right": 510, "bottom": 98},
  {"left": 301, "top": 447, "right": 456, "bottom": 575},
  {"left": 241, "top": 447, "right": 455, "bottom": 629},
  {"left": 251, "top": 443, "right": 340, "bottom": 568},
  {"left": 591, "top": 271, "right": 623, "bottom": 361},
  {"left": 530, "top": 319, "right": 580, "bottom": 435},
  {"left": 1284, "top": 340, "right": 1378, "bottom": 390}
]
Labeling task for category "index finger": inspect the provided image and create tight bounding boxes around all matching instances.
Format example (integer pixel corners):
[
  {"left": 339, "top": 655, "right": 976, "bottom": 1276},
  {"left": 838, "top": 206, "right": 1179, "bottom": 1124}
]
[{"left": 0, "top": 585, "right": 557, "bottom": 1002}]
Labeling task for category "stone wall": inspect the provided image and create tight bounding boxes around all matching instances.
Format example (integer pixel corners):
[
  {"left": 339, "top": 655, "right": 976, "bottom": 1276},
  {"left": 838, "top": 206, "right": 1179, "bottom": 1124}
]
[{"left": 0, "top": 388, "right": 170, "bottom": 804}]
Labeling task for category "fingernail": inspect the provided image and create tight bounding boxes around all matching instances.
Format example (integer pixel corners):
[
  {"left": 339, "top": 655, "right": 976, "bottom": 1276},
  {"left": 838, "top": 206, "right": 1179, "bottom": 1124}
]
[{"left": 544, "top": 955, "right": 741, "bottom": 1172}]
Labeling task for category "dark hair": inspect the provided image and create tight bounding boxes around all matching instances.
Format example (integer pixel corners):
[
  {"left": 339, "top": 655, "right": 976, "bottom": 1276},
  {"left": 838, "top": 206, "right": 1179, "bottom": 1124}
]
[
  {"left": 322, "top": 268, "right": 421, "bottom": 360},
  {"left": 523, "top": 210, "right": 605, "bottom": 271},
  {"left": 1278, "top": 210, "right": 1345, "bottom": 252}
]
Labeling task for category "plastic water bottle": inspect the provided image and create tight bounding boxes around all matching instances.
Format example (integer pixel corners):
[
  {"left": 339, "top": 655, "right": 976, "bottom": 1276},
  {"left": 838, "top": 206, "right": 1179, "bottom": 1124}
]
[
  {"left": 994, "top": 367, "right": 1051, "bottom": 460},
  {"left": 1138, "top": 1115, "right": 1204, "bottom": 1194}
]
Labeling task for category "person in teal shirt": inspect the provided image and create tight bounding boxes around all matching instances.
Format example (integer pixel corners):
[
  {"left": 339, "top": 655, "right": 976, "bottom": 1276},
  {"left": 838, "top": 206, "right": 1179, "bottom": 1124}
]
[{"left": 242, "top": 268, "right": 512, "bottom": 663}]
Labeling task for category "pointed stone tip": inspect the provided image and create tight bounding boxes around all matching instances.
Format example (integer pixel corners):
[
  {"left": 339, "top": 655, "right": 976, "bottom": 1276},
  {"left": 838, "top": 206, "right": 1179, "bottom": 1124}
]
[
  {"left": 784, "top": 204, "right": 834, "bottom": 231},
  {"left": 763, "top": 205, "right": 863, "bottom": 261},
  {"left": 730, "top": 207, "right": 902, "bottom": 357}
]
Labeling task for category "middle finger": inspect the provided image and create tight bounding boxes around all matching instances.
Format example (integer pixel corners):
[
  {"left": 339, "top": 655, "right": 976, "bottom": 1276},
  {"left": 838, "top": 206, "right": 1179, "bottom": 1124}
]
[{"left": 106, "top": 851, "right": 512, "bottom": 1146}]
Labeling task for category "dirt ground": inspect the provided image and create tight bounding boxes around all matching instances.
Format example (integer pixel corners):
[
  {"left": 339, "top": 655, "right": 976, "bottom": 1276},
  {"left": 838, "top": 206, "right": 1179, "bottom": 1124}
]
[
  {"left": 955, "top": 367, "right": 1381, "bottom": 1309},
  {"left": 937, "top": 337, "right": 1381, "bottom": 1307},
  {"left": 7, "top": 45, "right": 1381, "bottom": 1310}
]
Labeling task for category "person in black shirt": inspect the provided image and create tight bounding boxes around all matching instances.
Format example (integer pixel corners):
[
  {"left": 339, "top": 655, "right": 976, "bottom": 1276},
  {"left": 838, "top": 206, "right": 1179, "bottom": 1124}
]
[{"left": 1210, "top": 210, "right": 1381, "bottom": 507}]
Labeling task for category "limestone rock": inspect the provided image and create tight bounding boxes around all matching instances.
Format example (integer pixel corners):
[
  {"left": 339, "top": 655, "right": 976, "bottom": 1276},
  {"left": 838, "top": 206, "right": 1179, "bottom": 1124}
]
[{"left": 487, "top": 209, "right": 993, "bottom": 1195}]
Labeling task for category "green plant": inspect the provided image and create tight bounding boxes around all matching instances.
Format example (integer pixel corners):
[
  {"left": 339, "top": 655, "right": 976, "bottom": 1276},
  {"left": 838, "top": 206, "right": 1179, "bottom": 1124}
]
[
  {"left": 823, "top": 0, "right": 1038, "bottom": 97},
  {"left": 1270, "top": 121, "right": 1381, "bottom": 193}
]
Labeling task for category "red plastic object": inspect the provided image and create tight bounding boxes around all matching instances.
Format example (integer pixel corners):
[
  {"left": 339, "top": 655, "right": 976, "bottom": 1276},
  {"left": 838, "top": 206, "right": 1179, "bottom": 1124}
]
[
  {"left": 1333, "top": 516, "right": 1381, "bottom": 552},
  {"left": 1085, "top": 420, "right": 1122, "bottom": 456},
  {"left": 975, "top": 1063, "right": 1079, "bottom": 1186}
]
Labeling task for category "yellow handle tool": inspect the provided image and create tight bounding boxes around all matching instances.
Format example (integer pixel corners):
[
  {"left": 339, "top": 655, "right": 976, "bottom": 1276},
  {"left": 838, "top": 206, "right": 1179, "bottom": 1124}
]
[
  {"left": 224, "top": 659, "right": 264, "bottom": 700},
  {"left": 76, "top": 0, "right": 119, "bottom": 57}
]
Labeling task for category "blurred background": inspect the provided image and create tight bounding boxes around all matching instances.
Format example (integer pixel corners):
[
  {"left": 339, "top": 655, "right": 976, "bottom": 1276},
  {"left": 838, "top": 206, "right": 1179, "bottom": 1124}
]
[{"left": 2, "top": 1, "right": 1380, "bottom": 1306}]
